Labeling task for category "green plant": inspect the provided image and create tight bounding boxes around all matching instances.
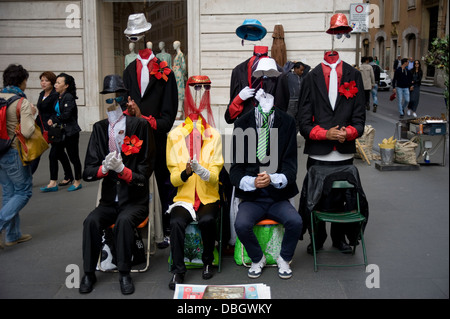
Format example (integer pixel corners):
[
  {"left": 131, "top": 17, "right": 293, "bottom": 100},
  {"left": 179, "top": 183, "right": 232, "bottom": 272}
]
[{"left": 424, "top": 35, "right": 449, "bottom": 110}]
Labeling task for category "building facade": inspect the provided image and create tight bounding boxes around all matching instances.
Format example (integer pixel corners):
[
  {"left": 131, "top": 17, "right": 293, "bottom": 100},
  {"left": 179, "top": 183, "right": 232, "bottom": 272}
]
[
  {"left": 1, "top": 0, "right": 362, "bottom": 132},
  {"left": 366, "top": 0, "right": 448, "bottom": 84}
]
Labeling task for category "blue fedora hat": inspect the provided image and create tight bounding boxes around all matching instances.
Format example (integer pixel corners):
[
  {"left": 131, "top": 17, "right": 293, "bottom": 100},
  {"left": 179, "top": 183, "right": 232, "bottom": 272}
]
[{"left": 236, "top": 19, "right": 267, "bottom": 41}]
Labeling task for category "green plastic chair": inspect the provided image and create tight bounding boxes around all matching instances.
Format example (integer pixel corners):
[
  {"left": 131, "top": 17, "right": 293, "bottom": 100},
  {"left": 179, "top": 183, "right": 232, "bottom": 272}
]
[{"left": 310, "top": 180, "right": 368, "bottom": 271}]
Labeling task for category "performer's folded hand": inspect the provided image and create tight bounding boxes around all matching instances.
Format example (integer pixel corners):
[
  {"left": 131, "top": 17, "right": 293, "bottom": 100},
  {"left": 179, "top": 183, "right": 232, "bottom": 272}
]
[
  {"left": 101, "top": 151, "right": 117, "bottom": 174},
  {"left": 190, "top": 154, "right": 210, "bottom": 182},
  {"left": 326, "top": 125, "right": 341, "bottom": 141},
  {"left": 255, "top": 171, "right": 270, "bottom": 188},
  {"left": 109, "top": 153, "right": 125, "bottom": 173}
]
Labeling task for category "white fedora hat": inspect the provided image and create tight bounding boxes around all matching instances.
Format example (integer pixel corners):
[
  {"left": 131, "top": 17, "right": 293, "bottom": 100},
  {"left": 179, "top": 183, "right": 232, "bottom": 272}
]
[
  {"left": 253, "top": 58, "right": 281, "bottom": 78},
  {"left": 124, "top": 13, "right": 152, "bottom": 35}
]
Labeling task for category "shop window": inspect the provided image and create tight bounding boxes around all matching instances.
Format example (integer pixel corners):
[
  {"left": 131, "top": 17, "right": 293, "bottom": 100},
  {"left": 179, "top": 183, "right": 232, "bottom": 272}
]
[{"left": 112, "top": 1, "right": 187, "bottom": 75}]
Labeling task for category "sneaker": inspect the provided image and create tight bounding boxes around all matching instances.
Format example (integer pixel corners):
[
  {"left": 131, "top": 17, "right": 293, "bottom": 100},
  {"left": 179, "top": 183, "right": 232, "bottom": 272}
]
[
  {"left": 407, "top": 109, "right": 411, "bottom": 116},
  {"left": 373, "top": 104, "right": 377, "bottom": 113},
  {"left": 413, "top": 112, "right": 417, "bottom": 118},
  {"left": 5, "top": 234, "right": 32, "bottom": 247},
  {"left": 248, "top": 255, "right": 266, "bottom": 278},
  {"left": 277, "top": 256, "right": 292, "bottom": 279},
  {"left": 157, "top": 236, "right": 170, "bottom": 249}
]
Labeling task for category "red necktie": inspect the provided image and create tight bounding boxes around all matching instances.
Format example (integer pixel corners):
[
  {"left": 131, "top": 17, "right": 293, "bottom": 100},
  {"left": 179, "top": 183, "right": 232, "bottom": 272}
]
[{"left": 186, "top": 127, "right": 202, "bottom": 211}]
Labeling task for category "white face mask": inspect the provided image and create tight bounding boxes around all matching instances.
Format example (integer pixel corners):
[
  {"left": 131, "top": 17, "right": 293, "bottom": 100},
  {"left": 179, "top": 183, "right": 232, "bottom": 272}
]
[{"left": 259, "top": 93, "right": 274, "bottom": 113}]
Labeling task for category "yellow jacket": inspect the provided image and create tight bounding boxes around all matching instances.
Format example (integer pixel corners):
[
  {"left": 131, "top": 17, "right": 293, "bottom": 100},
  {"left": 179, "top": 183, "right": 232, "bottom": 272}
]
[{"left": 166, "top": 117, "right": 224, "bottom": 205}]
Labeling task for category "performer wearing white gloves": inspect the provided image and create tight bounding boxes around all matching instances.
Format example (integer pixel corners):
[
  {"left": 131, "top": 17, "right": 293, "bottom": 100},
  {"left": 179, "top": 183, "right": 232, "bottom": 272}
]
[
  {"left": 166, "top": 75, "right": 224, "bottom": 290},
  {"left": 80, "top": 75, "right": 155, "bottom": 295}
]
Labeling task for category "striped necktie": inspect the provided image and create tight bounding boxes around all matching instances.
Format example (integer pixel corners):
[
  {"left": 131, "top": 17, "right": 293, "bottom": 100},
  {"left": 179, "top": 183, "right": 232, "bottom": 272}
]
[{"left": 256, "top": 104, "right": 274, "bottom": 162}]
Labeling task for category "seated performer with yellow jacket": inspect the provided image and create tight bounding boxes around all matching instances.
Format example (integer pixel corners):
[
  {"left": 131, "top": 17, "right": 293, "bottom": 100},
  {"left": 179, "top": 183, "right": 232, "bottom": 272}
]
[{"left": 166, "top": 75, "right": 224, "bottom": 290}]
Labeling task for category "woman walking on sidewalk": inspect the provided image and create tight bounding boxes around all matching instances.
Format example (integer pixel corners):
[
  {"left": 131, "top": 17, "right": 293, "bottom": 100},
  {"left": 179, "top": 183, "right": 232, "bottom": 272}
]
[{"left": 407, "top": 60, "right": 423, "bottom": 118}]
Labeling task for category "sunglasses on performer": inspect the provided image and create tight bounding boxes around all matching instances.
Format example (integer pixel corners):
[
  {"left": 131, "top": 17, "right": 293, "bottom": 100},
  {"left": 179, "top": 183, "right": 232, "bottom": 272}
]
[
  {"left": 126, "top": 34, "right": 145, "bottom": 42},
  {"left": 193, "top": 84, "right": 211, "bottom": 91},
  {"left": 336, "top": 33, "right": 351, "bottom": 40},
  {"left": 105, "top": 96, "right": 124, "bottom": 104}
]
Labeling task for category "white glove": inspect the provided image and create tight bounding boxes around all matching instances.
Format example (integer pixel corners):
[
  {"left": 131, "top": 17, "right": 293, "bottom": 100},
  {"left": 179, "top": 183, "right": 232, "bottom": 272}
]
[
  {"left": 238, "top": 86, "right": 255, "bottom": 101},
  {"left": 255, "top": 88, "right": 265, "bottom": 102},
  {"left": 259, "top": 93, "right": 275, "bottom": 113},
  {"left": 190, "top": 154, "right": 210, "bottom": 182},
  {"left": 109, "top": 152, "right": 125, "bottom": 174},
  {"left": 101, "top": 151, "right": 117, "bottom": 174}
]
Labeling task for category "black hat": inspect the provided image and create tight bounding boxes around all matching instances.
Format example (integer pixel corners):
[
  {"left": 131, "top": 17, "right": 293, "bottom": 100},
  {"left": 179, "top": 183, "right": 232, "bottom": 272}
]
[{"left": 100, "top": 75, "right": 128, "bottom": 94}]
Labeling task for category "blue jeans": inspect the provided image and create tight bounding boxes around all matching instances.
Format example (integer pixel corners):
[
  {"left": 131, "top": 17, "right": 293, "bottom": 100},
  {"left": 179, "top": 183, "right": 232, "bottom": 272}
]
[
  {"left": 0, "top": 147, "right": 33, "bottom": 242},
  {"left": 371, "top": 84, "right": 378, "bottom": 105},
  {"left": 235, "top": 196, "right": 303, "bottom": 262},
  {"left": 396, "top": 87, "right": 410, "bottom": 115}
]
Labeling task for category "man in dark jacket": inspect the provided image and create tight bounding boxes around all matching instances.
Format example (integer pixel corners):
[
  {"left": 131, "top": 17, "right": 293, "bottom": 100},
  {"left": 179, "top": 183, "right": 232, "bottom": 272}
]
[
  {"left": 297, "top": 51, "right": 366, "bottom": 254},
  {"left": 392, "top": 58, "right": 413, "bottom": 118},
  {"left": 79, "top": 76, "right": 155, "bottom": 295},
  {"left": 230, "top": 60, "right": 302, "bottom": 279},
  {"left": 123, "top": 45, "right": 178, "bottom": 244}
]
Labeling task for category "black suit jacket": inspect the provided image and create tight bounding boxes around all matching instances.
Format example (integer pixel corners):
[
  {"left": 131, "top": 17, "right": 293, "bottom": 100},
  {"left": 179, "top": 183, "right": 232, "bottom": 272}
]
[
  {"left": 224, "top": 57, "right": 290, "bottom": 124},
  {"left": 83, "top": 116, "right": 155, "bottom": 208},
  {"left": 297, "top": 61, "right": 366, "bottom": 155},
  {"left": 123, "top": 59, "right": 178, "bottom": 135},
  {"left": 229, "top": 109, "right": 299, "bottom": 202}
]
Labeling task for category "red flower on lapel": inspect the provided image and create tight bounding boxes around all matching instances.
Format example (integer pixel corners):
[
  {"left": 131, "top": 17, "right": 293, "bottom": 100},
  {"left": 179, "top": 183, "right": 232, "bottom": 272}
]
[
  {"left": 339, "top": 81, "right": 358, "bottom": 99},
  {"left": 151, "top": 61, "right": 171, "bottom": 82},
  {"left": 122, "top": 135, "right": 143, "bottom": 156}
]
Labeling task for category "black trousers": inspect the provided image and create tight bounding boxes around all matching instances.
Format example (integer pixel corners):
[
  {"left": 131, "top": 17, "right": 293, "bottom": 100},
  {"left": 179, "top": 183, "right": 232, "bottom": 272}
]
[
  {"left": 169, "top": 202, "right": 219, "bottom": 274},
  {"left": 82, "top": 204, "right": 147, "bottom": 273},
  {"left": 49, "top": 133, "right": 82, "bottom": 181}
]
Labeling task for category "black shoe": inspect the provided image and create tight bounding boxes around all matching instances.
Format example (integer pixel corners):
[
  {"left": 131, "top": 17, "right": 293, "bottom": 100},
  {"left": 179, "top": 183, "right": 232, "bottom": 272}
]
[
  {"left": 332, "top": 241, "right": 353, "bottom": 254},
  {"left": 373, "top": 104, "right": 377, "bottom": 113},
  {"left": 202, "top": 264, "right": 214, "bottom": 280},
  {"left": 307, "top": 242, "right": 323, "bottom": 255},
  {"left": 58, "top": 179, "right": 73, "bottom": 187},
  {"left": 169, "top": 273, "right": 185, "bottom": 290},
  {"left": 79, "top": 274, "right": 96, "bottom": 294},
  {"left": 119, "top": 274, "right": 135, "bottom": 295}
]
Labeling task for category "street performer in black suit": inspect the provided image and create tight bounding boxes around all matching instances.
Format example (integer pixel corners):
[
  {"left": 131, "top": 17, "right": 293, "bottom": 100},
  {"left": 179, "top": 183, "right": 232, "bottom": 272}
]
[
  {"left": 297, "top": 13, "right": 367, "bottom": 255},
  {"left": 122, "top": 14, "right": 178, "bottom": 246},
  {"left": 225, "top": 19, "right": 289, "bottom": 124},
  {"left": 79, "top": 75, "right": 155, "bottom": 295},
  {"left": 230, "top": 58, "right": 302, "bottom": 280}
]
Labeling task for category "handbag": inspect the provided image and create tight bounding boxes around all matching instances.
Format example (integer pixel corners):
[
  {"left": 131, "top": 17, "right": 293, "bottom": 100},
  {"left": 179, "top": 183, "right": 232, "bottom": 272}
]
[
  {"left": 14, "top": 102, "right": 49, "bottom": 165},
  {"left": 37, "top": 114, "right": 49, "bottom": 143},
  {"left": 48, "top": 123, "right": 65, "bottom": 143}
]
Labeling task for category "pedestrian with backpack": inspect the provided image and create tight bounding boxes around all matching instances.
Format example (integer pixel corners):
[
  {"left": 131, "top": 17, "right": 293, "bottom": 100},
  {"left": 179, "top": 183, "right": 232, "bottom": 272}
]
[{"left": 0, "top": 64, "right": 37, "bottom": 248}]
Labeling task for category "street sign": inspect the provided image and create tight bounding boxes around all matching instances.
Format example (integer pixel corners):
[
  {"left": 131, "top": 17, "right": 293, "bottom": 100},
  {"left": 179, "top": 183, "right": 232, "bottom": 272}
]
[{"left": 350, "top": 3, "right": 370, "bottom": 33}]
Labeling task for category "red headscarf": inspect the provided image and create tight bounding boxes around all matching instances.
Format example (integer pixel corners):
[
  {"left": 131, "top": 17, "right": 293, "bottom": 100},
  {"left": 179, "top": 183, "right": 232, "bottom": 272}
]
[{"left": 184, "top": 75, "right": 215, "bottom": 127}]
